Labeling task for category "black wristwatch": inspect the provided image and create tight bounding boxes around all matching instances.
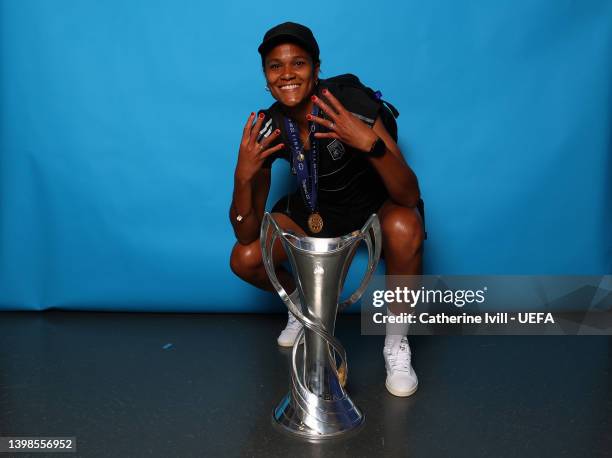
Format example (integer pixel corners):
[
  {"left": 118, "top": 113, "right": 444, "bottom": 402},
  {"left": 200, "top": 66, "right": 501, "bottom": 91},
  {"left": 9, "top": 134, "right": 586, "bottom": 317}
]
[{"left": 368, "top": 137, "right": 386, "bottom": 157}]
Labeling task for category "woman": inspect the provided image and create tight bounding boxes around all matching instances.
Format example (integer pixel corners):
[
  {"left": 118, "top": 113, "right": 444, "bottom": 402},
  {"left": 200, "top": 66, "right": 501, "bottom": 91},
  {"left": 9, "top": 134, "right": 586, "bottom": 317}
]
[{"left": 229, "top": 22, "right": 424, "bottom": 397}]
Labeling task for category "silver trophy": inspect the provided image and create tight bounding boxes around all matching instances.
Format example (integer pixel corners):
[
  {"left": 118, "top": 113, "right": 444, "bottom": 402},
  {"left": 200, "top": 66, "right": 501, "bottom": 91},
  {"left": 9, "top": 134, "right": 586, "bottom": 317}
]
[{"left": 260, "top": 212, "right": 381, "bottom": 440}]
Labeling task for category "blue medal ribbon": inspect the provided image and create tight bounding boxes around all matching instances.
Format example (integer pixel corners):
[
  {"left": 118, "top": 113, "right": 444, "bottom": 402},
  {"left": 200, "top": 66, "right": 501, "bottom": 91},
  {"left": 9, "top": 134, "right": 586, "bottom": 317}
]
[{"left": 284, "top": 106, "right": 320, "bottom": 215}]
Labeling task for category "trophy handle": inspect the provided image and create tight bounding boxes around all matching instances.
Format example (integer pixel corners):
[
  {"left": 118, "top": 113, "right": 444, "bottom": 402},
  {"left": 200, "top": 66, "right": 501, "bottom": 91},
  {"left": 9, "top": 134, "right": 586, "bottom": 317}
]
[
  {"left": 338, "top": 213, "right": 382, "bottom": 312},
  {"left": 260, "top": 212, "right": 300, "bottom": 312}
]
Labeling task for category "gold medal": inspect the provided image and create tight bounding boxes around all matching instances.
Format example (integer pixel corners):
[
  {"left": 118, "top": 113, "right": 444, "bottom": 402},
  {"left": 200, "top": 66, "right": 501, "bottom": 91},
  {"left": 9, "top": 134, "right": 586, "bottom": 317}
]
[
  {"left": 308, "top": 213, "right": 324, "bottom": 234},
  {"left": 297, "top": 153, "right": 305, "bottom": 162}
]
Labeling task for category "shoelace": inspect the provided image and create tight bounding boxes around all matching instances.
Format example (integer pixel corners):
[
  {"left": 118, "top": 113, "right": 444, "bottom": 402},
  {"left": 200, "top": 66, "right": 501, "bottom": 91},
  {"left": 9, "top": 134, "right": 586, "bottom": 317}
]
[
  {"left": 286, "top": 313, "right": 303, "bottom": 330},
  {"left": 388, "top": 337, "right": 411, "bottom": 372}
]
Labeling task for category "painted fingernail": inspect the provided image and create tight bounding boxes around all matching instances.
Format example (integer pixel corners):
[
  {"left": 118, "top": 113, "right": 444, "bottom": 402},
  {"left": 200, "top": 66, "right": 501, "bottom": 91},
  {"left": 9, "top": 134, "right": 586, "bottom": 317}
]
[
  {"left": 311, "top": 95, "right": 317, "bottom": 101},
  {"left": 306, "top": 114, "right": 312, "bottom": 120},
  {"left": 322, "top": 89, "right": 328, "bottom": 95},
  {"left": 275, "top": 129, "right": 280, "bottom": 134},
  {"left": 258, "top": 113, "right": 264, "bottom": 119}
]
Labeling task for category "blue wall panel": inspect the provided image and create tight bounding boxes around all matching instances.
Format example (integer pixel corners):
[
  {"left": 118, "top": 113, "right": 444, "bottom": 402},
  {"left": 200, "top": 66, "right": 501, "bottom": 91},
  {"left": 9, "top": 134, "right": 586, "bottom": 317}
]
[{"left": 0, "top": 1, "right": 610, "bottom": 311}]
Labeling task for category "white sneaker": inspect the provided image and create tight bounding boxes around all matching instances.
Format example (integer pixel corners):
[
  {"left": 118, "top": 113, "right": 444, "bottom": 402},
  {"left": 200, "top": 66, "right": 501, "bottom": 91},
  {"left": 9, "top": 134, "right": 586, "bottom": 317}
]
[
  {"left": 383, "top": 337, "right": 418, "bottom": 397},
  {"left": 277, "top": 312, "right": 303, "bottom": 347}
]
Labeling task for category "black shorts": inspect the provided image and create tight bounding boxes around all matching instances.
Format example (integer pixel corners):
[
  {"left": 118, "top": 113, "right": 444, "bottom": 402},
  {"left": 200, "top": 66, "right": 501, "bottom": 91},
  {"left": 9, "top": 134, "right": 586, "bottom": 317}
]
[
  {"left": 271, "top": 191, "right": 388, "bottom": 238},
  {"left": 271, "top": 192, "right": 427, "bottom": 239}
]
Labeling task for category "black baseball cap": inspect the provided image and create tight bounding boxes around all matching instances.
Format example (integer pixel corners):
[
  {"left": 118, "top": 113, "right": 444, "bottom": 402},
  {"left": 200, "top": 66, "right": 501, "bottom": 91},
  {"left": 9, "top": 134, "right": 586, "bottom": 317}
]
[{"left": 258, "top": 22, "right": 320, "bottom": 65}]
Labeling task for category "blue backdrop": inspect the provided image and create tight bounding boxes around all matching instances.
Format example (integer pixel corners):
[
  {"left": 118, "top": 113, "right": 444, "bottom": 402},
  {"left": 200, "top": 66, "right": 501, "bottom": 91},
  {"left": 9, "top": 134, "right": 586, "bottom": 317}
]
[{"left": 1, "top": 1, "right": 610, "bottom": 312}]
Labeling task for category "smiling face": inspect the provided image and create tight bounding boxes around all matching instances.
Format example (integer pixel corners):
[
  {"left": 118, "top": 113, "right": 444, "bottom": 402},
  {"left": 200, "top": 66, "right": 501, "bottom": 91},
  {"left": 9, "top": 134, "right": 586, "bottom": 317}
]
[{"left": 263, "top": 43, "right": 320, "bottom": 109}]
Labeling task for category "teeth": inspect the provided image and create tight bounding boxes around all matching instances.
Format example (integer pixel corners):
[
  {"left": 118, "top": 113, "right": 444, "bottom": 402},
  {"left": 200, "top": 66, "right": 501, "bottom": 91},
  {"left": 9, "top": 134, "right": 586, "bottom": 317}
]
[{"left": 280, "top": 84, "right": 300, "bottom": 90}]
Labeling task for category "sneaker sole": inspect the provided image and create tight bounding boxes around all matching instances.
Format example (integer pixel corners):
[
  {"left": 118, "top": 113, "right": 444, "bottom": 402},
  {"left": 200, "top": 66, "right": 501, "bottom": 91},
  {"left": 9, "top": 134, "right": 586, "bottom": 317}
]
[
  {"left": 385, "top": 381, "right": 418, "bottom": 397},
  {"left": 277, "top": 339, "right": 295, "bottom": 347},
  {"left": 277, "top": 337, "right": 305, "bottom": 347}
]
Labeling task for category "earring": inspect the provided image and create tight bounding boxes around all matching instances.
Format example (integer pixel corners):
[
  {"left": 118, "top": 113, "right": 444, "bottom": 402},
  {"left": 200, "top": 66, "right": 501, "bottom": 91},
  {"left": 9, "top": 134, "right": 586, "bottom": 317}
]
[{"left": 265, "top": 85, "right": 271, "bottom": 92}]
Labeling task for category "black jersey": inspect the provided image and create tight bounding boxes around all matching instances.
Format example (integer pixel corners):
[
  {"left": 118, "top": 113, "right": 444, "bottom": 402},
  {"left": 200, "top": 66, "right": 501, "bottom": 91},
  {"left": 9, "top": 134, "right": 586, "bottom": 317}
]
[{"left": 258, "top": 76, "right": 389, "bottom": 233}]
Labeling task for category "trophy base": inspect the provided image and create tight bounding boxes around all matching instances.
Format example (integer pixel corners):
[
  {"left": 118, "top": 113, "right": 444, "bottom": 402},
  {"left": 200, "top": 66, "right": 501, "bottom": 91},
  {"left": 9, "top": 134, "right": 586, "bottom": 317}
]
[{"left": 272, "top": 392, "right": 365, "bottom": 441}]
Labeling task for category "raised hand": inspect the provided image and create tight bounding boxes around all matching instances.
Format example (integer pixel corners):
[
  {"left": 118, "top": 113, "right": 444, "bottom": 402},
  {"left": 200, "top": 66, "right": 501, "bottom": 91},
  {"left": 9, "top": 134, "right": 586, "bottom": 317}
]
[
  {"left": 309, "top": 89, "right": 378, "bottom": 153},
  {"left": 235, "top": 112, "right": 284, "bottom": 182}
]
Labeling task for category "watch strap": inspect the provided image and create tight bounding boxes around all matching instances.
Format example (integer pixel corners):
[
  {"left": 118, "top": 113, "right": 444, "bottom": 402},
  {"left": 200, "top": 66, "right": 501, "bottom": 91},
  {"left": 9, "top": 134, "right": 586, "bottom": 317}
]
[{"left": 369, "top": 137, "right": 386, "bottom": 157}]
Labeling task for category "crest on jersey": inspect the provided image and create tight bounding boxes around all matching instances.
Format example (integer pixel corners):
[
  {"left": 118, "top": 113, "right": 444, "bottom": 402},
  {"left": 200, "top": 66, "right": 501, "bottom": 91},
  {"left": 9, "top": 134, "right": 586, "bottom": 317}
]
[{"left": 327, "top": 139, "right": 345, "bottom": 160}]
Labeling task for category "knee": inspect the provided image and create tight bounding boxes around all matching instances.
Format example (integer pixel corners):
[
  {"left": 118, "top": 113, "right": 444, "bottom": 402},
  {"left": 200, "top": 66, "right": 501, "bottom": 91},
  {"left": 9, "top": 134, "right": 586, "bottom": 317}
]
[
  {"left": 380, "top": 207, "right": 424, "bottom": 256},
  {"left": 230, "top": 241, "right": 262, "bottom": 280}
]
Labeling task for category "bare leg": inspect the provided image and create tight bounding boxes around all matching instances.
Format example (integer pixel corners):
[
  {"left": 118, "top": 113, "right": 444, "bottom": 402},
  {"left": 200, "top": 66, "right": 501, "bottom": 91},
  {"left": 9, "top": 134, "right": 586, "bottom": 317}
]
[
  {"left": 230, "top": 212, "right": 306, "bottom": 294},
  {"left": 377, "top": 200, "right": 425, "bottom": 316},
  {"left": 377, "top": 199, "right": 424, "bottom": 397}
]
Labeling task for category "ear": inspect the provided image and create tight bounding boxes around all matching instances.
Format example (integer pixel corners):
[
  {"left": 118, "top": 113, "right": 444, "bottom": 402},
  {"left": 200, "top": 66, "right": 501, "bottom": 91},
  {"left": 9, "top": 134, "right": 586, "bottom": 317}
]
[{"left": 313, "top": 62, "right": 320, "bottom": 82}]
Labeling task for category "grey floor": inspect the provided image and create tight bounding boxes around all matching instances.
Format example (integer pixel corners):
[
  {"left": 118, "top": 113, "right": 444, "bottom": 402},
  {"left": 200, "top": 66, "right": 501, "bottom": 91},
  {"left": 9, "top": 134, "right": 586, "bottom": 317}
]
[{"left": 0, "top": 312, "right": 610, "bottom": 458}]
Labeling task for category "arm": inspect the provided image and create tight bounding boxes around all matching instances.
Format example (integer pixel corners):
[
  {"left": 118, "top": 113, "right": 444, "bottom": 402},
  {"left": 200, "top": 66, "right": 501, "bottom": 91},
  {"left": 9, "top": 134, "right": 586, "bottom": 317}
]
[
  {"left": 365, "top": 116, "right": 420, "bottom": 207},
  {"left": 230, "top": 168, "right": 271, "bottom": 245},
  {"left": 229, "top": 112, "right": 282, "bottom": 245}
]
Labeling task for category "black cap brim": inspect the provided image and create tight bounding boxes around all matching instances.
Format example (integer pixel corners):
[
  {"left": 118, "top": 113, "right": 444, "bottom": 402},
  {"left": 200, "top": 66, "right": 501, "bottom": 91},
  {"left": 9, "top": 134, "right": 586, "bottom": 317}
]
[{"left": 258, "top": 22, "right": 319, "bottom": 64}]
